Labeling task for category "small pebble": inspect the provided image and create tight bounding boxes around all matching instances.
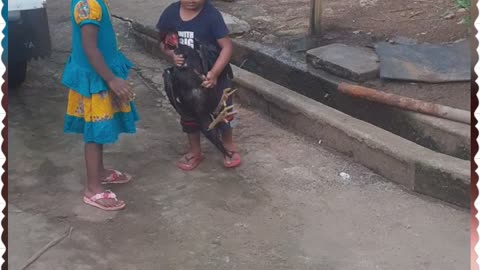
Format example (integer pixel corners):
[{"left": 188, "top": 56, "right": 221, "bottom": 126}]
[
  {"left": 457, "top": 8, "right": 467, "bottom": 14},
  {"left": 339, "top": 172, "right": 351, "bottom": 180},
  {"left": 443, "top": 13, "right": 455, "bottom": 20}
]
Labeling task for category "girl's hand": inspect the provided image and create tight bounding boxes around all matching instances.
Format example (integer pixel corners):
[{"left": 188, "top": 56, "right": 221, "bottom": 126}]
[
  {"left": 172, "top": 54, "right": 184, "bottom": 66},
  {"left": 202, "top": 71, "right": 218, "bottom": 89},
  {"left": 108, "top": 77, "right": 135, "bottom": 103}
]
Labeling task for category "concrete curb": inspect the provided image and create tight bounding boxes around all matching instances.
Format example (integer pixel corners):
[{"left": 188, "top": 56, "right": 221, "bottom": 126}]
[
  {"left": 128, "top": 21, "right": 470, "bottom": 208},
  {"left": 231, "top": 66, "right": 470, "bottom": 209},
  {"left": 230, "top": 39, "right": 471, "bottom": 161}
]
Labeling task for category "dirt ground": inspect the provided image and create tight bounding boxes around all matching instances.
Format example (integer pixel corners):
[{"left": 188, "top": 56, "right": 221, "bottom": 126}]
[
  {"left": 214, "top": 0, "right": 469, "bottom": 44},
  {"left": 7, "top": 3, "right": 469, "bottom": 269},
  {"left": 212, "top": 0, "right": 471, "bottom": 110}
]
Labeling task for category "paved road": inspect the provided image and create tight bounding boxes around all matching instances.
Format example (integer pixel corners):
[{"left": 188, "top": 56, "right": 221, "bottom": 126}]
[{"left": 8, "top": 2, "right": 469, "bottom": 270}]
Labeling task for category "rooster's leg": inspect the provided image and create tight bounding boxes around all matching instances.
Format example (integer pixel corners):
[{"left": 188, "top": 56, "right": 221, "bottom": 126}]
[
  {"left": 208, "top": 105, "right": 237, "bottom": 130},
  {"left": 213, "top": 88, "right": 237, "bottom": 115}
]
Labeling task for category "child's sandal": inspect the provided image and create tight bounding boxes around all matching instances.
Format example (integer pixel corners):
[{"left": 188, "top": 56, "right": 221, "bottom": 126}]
[
  {"left": 224, "top": 151, "right": 241, "bottom": 168},
  {"left": 83, "top": 190, "right": 126, "bottom": 211},
  {"left": 177, "top": 153, "right": 204, "bottom": 171},
  {"left": 101, "top": 170, "right": 132, "bottom": 185}
]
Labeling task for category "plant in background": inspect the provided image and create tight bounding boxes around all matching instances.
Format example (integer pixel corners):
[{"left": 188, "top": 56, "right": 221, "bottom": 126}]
[
  {"left": 455, "top": 0, "right": 471, "bottom": 25},
  {"left": 456, "top": 0, "right": 470, "bottom": 8}
]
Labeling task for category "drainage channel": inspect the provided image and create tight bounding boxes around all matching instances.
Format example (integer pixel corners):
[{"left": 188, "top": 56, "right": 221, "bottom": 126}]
[{"left": 230, "top": 39, "right": 470, "bottom": 161}]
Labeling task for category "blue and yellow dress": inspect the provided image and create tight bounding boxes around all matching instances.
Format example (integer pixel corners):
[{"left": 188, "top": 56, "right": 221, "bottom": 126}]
[{"left": 62, "top": 0, "right": 139, "bottom": 144}]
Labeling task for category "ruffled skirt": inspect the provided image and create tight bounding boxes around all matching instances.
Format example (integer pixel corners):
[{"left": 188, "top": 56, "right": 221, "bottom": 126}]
[
  {"left": 64, "top": 89, "right": 139, "bottom": 144},
  {"left": 61, "top": 52, "right": 133, "bottom": 97}
]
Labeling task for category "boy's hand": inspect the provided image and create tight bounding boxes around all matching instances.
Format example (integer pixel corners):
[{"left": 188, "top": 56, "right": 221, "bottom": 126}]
[
  {"left": 172, "top": 53, "right": 184, "bottom": 66},
  {"left": 202, "top": 71, "right": 218, "bottom": 89},
  {"left": 108, "top": 77, "right": 135, "bottom": 103}
]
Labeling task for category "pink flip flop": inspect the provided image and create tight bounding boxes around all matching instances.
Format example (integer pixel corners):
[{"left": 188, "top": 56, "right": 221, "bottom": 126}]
[
  {"left": 224, "top": 151, "right": 241, "bottom": 168},
  {"left": 101, "top": 170, "right": 132, "bottom": 185},
  {"left": 83, "top": 190, "right": 126, "bottom": 211},
  {"left": 176, "top": 153, "right": 204, "bottom": 171}
]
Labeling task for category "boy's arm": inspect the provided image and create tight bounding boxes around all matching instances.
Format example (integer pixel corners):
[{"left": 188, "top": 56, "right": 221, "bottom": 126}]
[
  {"left": 81, "top": 25, "right": 132, "bottom": 102},
  {"left": 156, "top": 5, "right": 183, "bottom": 65},
  {"left": 159, "top": 39, "right": 185, "bottom": 66},
  {"left": 158, "top": 36, "right": 176, "bottom": 61},
  {"left": 203, "top": 37, "right": 232, "bottom": 88},
  {"left": 203, "top": 7, "right": 233, "bottom": 88},
  {"left": 209, "top": 37, "right": 233, "bottom": 78},
  {"left": 158, "top": 33, "right": 184, "bottom": 66}
]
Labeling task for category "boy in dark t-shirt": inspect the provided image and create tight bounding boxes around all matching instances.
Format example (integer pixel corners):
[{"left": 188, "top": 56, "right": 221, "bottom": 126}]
[{"left": 156, "top": 0, "right": 241, "bottom": 170}]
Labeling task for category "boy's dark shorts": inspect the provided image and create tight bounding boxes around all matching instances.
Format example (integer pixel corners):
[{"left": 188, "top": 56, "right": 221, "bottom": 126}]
[{"left": 181, "top": 77, "right": 235, "bottom": 134}]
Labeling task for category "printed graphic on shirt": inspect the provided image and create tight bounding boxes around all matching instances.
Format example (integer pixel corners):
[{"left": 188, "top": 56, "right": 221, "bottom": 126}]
[{"left": 178, "top": 31, "right": 194, "bottom": 49}]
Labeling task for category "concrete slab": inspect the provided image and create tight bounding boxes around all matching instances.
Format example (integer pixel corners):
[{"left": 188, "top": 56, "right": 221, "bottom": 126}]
[
  {"left": 374, "top": 39, "right": 471, "bottom": 83},
  {"left": 220, "top": 11, "right": 251, "bottom": 35},
  {"left": 306, "top": 43, "right": 379, "bottom": 82}
]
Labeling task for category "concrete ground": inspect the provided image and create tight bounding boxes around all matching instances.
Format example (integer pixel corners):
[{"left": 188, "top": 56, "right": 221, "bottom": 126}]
[{"left": 8, "top": 2, "right": 469, "bottom": 269}]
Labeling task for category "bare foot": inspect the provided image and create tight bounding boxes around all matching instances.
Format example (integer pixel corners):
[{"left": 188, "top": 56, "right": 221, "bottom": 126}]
[{"left": 223, "top": 142, "right": 237, "bottom": 153}]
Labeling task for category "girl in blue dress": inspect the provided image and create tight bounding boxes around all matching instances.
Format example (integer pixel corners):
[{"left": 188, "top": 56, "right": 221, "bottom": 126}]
[{"left": 62, "top": 0, "right": 139, "bottom": 211}]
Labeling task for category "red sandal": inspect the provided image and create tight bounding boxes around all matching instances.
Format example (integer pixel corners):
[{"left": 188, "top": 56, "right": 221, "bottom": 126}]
[
  {"left": 224, "top": 151, "right": 241, "bottom": 168},
  {"left": 176, "top": 153, "right": 204, "bottom": 171},
  {"left": 101, "top": 170, "right": 132, "bottom": 185}
]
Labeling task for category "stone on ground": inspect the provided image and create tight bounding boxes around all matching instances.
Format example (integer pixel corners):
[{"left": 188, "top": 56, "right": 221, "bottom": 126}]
[
  {"left": 221, "top": 12, "right": 250, "bottom": 35},
  {"left": 374, "top": 39, "right": 470, "bottom": 83},
  {"left": 306, "top": 43, "right": 380, "bottom": 82}
]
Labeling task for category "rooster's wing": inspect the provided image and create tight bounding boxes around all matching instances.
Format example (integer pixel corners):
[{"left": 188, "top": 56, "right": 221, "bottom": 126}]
[{"left": 163, "top": 67, "right": 188, "bottom": 117}]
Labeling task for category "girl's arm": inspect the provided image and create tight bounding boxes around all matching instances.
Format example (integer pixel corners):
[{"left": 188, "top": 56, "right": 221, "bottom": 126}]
[
  {"left": 81, "top": 25, "right": 115, "bottom": 82},
  {"left": 81, "top": 25, "right": 133, "bottom": 102}
]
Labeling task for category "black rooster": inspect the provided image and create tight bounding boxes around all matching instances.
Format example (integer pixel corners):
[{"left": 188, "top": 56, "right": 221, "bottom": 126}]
[{"left": 161, "top": 30, "right": 237, "bottom": 158}]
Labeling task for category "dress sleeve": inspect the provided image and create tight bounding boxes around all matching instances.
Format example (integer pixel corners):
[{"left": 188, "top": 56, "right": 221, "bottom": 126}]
[{"left": 73, "top": 0, "right": 103, "bottom": 27}]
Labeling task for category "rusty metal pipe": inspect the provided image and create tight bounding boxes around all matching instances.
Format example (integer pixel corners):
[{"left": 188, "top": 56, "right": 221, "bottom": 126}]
[{"left": 337, "top": 82, "right": 470, "bottom": 124}]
